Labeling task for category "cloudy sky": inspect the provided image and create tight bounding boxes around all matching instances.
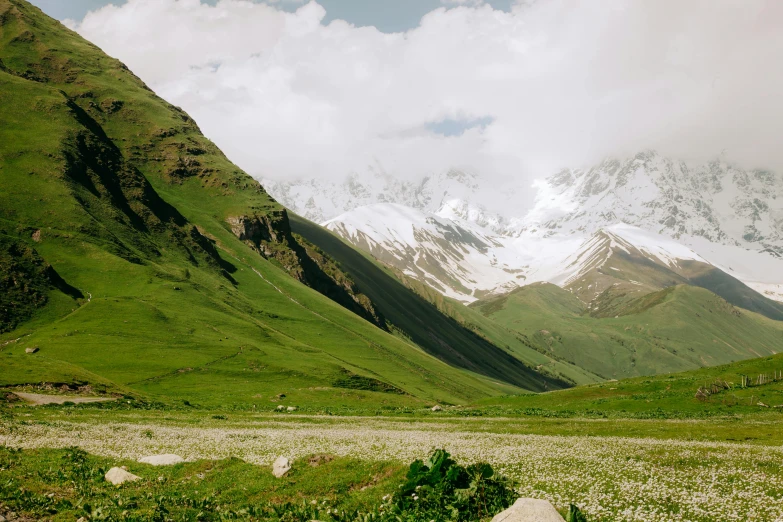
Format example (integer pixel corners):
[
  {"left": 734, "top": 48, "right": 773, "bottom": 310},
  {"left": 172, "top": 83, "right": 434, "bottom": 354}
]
[{"left": 31, "top": 0, "right": 783, "bottom": 207}]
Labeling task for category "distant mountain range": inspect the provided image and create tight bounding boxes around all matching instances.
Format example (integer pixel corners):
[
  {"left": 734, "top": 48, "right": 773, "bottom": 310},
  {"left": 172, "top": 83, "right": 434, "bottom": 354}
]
[{"left": 264, "top": 151, "right": 783, "bottom": 305}]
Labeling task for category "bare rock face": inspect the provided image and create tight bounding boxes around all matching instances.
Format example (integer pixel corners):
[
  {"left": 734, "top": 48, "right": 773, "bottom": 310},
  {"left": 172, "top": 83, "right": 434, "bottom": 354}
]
[
  {"left": 491, "top": 498, "right": 565, "bottom": 522},
  {"left": 226, "top": 211, "right": 291, "bottom": 250},
  {"left": 272, "top": 456, "right": 292, "bottom": 478},
  {"left": 105, "top": 467, "right": 141, "bottom": 485},
  {"left": 138, "top": 454, "right": 184, "bottom": 466}
]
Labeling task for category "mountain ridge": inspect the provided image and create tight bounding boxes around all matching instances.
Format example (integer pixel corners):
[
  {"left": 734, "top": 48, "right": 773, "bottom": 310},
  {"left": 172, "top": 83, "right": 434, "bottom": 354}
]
[{"left": 271, "top": 150, "right": 783, "bottom": 305}]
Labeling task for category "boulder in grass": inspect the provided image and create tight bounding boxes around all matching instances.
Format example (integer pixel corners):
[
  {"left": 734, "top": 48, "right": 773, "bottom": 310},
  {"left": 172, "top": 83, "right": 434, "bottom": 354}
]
[
  {"left": 105, "top": 467, "right": 141, "bottom": 485},
  {"left": 286, "top": 406, "right": 297, "bottom": 412},
  {"left": 138, "top": 454, "right": 184, "bottom": 466},
  {"left": 431, "top": 405, "right": 442, "bottom": 412},
  {"left": 25, "top": 347, "right": 39, "bottom": 354},
  {"left": 491, "top": 498, "right": 565, "bottom": 522},
  {"left": 273, "top": 456, "right": 291, "bottom": 478}
]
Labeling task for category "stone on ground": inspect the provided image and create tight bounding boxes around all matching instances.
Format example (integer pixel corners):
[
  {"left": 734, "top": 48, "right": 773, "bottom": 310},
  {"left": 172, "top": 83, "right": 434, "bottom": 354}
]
[
  {"left": 105, "top": 467, "right": 141, "bottom": 485},
  {"left": 273, "top": 456, "right": 292, "bottom": 478},
  {"left": 138, "top": 454, "right": 184, "bottom": 466},
  {"left": 25, "top": 347, "right": 39, "bottom": 354},
  {"left": 491, "top": 498, "right": 565, "bottom": 522},
  {"left": 431, "top": 405, "right": 442, "bottom": 412},
  {"left": 286, "top": 406, "right": 297, "bottom": 412}
]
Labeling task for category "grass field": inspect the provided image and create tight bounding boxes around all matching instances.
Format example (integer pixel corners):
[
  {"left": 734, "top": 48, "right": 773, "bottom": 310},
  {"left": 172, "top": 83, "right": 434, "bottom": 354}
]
[{"left": 7, "top": 352, "right": 783, "bottom": 520}]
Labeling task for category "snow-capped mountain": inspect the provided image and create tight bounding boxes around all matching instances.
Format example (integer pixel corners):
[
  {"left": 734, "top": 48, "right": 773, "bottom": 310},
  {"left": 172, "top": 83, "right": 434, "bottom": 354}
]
[
  {"left": 324, "top": 205, "right": 715, "bottom": 305},
  {"left": 521, "top": 151, "right": 783, "bottom": 251},
  {"left": 324, "top": 203, "right": 526, "bottom": 300},
  {"left": 262, "top": 167, "right": 523, "bottom": 234},
  {"left": 266, "top": 151, "right": 783, "bottom": 304},
  {"left": 520, "top": 150, "right": 783, "bottom": 301}
]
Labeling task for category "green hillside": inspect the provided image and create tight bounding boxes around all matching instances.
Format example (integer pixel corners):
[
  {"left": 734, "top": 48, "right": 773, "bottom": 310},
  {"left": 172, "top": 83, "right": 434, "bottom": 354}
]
[
  {"left": 479, "top": 350, "right": 783, "bottom": 419},
  {"left": 471, "top": 283, "right": 783, "bottom": 380},
  {"left": 0, "top": 0, "right": 526, "bottom": 406}
]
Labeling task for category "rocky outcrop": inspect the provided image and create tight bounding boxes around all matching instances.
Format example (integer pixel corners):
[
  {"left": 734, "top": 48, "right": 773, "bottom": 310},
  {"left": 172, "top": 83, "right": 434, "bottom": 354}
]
[
  {"left": 272, "top": 456, "right": 291, "bottom": 478},
  {"left": 105, "top": 467, "right": 141, "bottom": 485},
  {"left": 227, "top": 210, "right": 291, "bottom": 256},
  {"left": 491, "top": 498, "right": 565, "bottom": 522},
  {"left": 138, "top": 454, "right": 184, "bottom": 466},
  {"left": 226, "top": 210, "right": 386, "bottom": 329}
]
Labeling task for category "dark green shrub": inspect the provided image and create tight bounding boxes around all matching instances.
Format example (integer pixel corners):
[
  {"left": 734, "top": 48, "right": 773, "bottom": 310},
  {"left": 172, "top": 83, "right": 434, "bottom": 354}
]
[{"left": 387, "top": 449, "right": 516, "bottom": 521}]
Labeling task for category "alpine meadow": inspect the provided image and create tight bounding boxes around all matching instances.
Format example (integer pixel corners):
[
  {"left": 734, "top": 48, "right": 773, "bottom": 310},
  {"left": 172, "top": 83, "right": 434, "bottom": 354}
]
[{"left": 2, "top": 1, "right": 783, "bottom": 521}]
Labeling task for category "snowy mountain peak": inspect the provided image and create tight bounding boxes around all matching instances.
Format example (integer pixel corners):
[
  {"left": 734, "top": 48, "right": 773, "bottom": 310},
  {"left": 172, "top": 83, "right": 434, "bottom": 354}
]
[
  {"left": 521, "top": 151, "right": 783, "bottom": 253},
  {"left": 262, "top": 166, "right": 518, "bottom": 234},
  {"left": 264, "top": 151, "right": 783, "bottom": 304}
]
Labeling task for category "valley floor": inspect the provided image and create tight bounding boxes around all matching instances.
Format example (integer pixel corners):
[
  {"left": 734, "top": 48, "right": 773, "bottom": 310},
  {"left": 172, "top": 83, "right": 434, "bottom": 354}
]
[{"left": 3, "top": 408, "right": 783, "bottom": 521}]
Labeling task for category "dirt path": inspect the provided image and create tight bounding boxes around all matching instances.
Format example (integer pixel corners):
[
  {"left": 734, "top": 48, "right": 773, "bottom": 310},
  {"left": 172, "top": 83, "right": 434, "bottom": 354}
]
[{"left": 12, "top": 392, "right": 116, "bottom": 405}]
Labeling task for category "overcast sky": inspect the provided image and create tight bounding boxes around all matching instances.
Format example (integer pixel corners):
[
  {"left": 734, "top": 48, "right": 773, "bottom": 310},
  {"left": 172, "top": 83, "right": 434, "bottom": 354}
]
[{"left": 35, "top": 0, "right": 783, "bottom": 207}]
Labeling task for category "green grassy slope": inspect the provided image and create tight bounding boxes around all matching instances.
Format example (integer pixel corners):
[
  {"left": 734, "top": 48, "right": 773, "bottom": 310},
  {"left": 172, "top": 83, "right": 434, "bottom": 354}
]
[
  {"left": 471, "top": 283, "right": 783, "bottom": 380},
  {"left": 290, "top": 215, "right": 585, "bottom": 389},
  {"left": 479, "top": 350, "right": 783, "bottom": 419},
  {"left": 679, "top": 260, "right": 783, "bottom": 321},
  {"left": 0, "top": 0, "right": 524, "bottom": 406}
]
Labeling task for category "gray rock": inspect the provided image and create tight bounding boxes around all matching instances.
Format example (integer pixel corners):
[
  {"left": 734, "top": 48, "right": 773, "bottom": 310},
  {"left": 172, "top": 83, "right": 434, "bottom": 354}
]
[
  {"left": 276, "top": 405, "right": 285, "bottom": 411},
  {"left": 431, "top": 405, "right": 442, "bottom": 412},
  {"left": 273, "top": 456, "right": 292, "bottom": 478},
  {"left": 105, "top": 466, "right": 141, "bottom": 485},
  {"left": 25, "top": 347, "right": 39, "bottom": 354},
  {"left": 0, "top": 514, "right": 6, "bottom": 522},
  {"left": 491, "top": 498, "right": 565, "bottom": 522},
  {"left": 286, "top": 406, "right": 297, "bottom": 412},
  {"left": 138, "top": 454, "right": 184, "bottom": 466}
]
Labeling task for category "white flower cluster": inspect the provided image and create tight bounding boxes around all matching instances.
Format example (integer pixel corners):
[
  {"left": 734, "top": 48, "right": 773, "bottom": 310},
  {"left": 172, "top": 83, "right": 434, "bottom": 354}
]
[{"left": 2, "top": 417, "right": 782, "bottom": 521}]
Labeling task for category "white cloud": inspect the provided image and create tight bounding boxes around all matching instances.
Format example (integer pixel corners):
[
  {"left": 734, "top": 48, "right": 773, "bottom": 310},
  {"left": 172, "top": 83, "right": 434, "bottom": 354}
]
[{"left": 70, "top": 0, "right": 783, "bottom": 212}]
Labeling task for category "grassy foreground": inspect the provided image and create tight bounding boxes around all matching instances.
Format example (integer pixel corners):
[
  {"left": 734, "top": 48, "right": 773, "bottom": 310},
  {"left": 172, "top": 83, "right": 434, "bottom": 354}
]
[
  {"left": 2, "top": 402, "right": 783, "bottom": 521},
  {"left": 6, "top": 351, "right": 783, "bottom": 521}
]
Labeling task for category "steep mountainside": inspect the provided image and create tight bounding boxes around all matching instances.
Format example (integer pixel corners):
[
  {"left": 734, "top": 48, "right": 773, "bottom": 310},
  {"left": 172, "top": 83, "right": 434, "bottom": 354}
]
[
  {"left": 0, "top": 0, "right": 527, "bottom": 405},
  {"left": 552, "top": 226, "right": 783, "bottom": 321},
  {"left": 471, "top": 283, "right": 783, "bottom": 380}
]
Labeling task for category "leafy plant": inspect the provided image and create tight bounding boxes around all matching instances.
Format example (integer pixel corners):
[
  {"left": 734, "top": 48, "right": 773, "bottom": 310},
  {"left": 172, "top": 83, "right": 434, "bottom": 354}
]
[{"left": 388, "top": 449, "right": 516, "bottom": 521}]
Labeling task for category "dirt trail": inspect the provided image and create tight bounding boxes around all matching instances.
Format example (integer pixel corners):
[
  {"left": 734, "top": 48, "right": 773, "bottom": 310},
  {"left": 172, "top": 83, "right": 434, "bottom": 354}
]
[{"left": 12, "top": 392, "right": 116, "bottom": 405}]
